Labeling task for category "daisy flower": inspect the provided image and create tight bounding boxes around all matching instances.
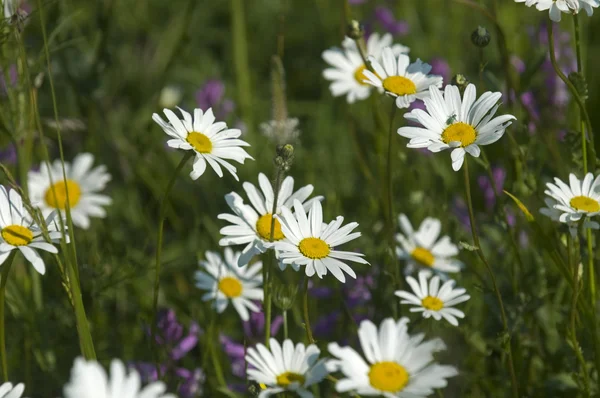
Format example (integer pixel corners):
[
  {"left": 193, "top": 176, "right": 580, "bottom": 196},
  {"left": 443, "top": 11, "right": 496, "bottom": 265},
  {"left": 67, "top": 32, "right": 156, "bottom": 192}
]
[
  {"left": 194, "top": 248, "right": 263, "bottom": 321},
  {"left": 395, "top": 270, "right": 470, "bottom": 326},
  {"left": 540, "top": 197, "right": 599, "bottom": 236},
  {"left": 0, "top": 186, "right": 63, "bottom": 275},
  {"left": 543, "top": 173, "right": 600, "bottom": 226},
  {"left": 396, "top": 214, "right": 461, "bottom": 274},
  {"left": 322, "top": 33, "right": 409, "bottom": 103},
  {"left": 218, "top": 173, "right": 323, "bottom": 266},
  {"left": 152, "top": 107, "right": 252, "bottom": 181},
  {"left": 327, "top": 317, "right": 458, "bottom": 397},
  {"left": 28, "top": 153, "right": 112, "bottom": 230},
  {"left": 272, "top": 199, "right": 368, "bottom": 283},
  {"left": 0, "top": 382, "right": 25, "bottom": 398},
  {"left": 398, "top": 84, "right": 516, "bottom": 171},
  {"left": 516, "top": 0, "right": 598, "bottom": 22},
  {"left": 363, "top": 47, "right": 443, "bottom": 108},
  {"left": 246, "top": 338, "right": 329, "bottom": 398},
  {"left": 63, "top": 357, "right": 176, "bottom": 398}
]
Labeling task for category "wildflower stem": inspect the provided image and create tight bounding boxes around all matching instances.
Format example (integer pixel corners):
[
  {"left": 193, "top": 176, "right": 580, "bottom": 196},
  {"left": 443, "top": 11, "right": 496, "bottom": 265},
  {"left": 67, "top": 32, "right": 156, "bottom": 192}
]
[
  {"left": 151, "top": 152, "right": 193, "bottom": 377},
  {"left": 386, "top": 102, "right": 399, "bottom": 317},
  {"left": 463, "top": 157, "right": 519, "bottom": 398},
  {"left": 0, "top": 252, "right": 15, "bottom": 381},
  {"left": 283, "top": 310, "right": 289, "bottom": 340},
  {"left": 548, "top": 21, "right": 594, "bottom": 170},
  {"left": 209, "top": 316, "right": 227, "bottom": 387},
  {"left": 302, "top": 277, "right": 315, "bottom": 344},
  {"left": 265, "top": 167, "right": 284, "bottom": 347}
]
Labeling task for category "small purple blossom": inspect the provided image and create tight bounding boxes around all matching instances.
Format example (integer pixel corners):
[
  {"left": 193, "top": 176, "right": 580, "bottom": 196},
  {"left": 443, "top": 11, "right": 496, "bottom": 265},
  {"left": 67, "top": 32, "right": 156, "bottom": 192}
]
[
  {"left": 429, "top": 57, "right": 451, "bottom": 84},
  {"left": 477, "top": 167, "right": 506, "bottom": 211},
  {"left": 195, "top": 79, "right": 235, "bottom": 120},
  {"left": 0, "top": 144, "right": 16, "bottom": 165},
  {"left": 149, "top": 309, "right": 200, "bottom": 361},
  {"left": 374, "top": 6, "right": 409, "bottom": 36}
]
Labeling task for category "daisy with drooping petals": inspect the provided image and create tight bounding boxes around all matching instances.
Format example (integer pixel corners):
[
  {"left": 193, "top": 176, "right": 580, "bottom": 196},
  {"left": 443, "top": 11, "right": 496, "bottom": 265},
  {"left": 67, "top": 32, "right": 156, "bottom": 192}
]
[
  {"left": 153, "top": 107, "right": 253, "bottom": 181},
  {"left": 322, "top": 33, "right": 409, "bottom": 103},
  {"left": 246, "top": 338, "right": 329, "bottom": 398},
  {"left": 327, "top": 317, "right": 458, "bottom": 397},
  {"left": 63, "top": 357, "right": 176, "bottom": 398},
  {"left": 543, "top": 173, "right": 600, "bottom": 226},
  {"left": 363, "top": 47, "right": 443, "bottom": 108},
  {"left": 0, "top": 382, "right": 25, "bottom": 398},
  {"left": 398, "top": 84, "right": 516, "bottom": 171},
  {"left": 28, "top": 153, "right": 112, "bottom": 230},
  {"left": 0, "top": 186, "right": 63, "bottom": 275},
  {"left": 218, "top": 173, "right": 323, "bottom": 266},
  {"left": 194, "top": 248, "right": 263, "bottom": 321},
  {"left": 395, "top": 271, "right": 470, "bottom": 326},
  {"left": 272, "top": 200, "right": 368, "bottom": 283},
  {"left": 396, "top": 214, "right": 461, "bottom": 275}
]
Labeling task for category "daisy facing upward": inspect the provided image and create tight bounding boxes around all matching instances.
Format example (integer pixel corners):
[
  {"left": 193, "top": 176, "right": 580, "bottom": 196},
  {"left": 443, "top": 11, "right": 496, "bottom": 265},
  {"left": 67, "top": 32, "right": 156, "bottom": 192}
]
[
  {"left": 28, "top": 153, "right": 112, "bottom": 230},
  {"left": 398, "top": 84, "right": 516, "bottom": 171},
  {"left": 218, "top": 173, "right": 323, "bottom": 266}
]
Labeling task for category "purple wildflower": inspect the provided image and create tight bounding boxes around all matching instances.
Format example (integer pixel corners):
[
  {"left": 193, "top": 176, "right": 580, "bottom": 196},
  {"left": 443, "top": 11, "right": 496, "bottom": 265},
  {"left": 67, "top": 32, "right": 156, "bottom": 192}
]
[
  {"left": 374, "top": 6, "right": 409, "bottom": 36},
  {"left": 429, "top": 57, "right": 451, "bottom": 84},
  {"left": 195, "top": 79, "right": 235, "bottom": 120},
  {"left": 149, "top": 309, "right": 200, "bottom": 361},
  {"left": 0, "top": 144, "right": 16, "bottom": 165}
]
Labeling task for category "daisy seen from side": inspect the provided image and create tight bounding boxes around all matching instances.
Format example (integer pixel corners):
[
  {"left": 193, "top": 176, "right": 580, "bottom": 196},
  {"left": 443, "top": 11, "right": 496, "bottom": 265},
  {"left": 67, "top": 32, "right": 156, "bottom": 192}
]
[
  {"left": 153, "top": 107, "right": 252, "bottom": 181},
  {"left": 395, "top": 270, "right": 470, "bottom": 326},
  {"left": 322, "top": 33, "right": 409, "bottom": 103},
  {"left": 28, "top": 153, "right": 112, "bottom": 230},
  {"left": 543, "top": 173, "right": 600, "bottom": 225},
  {"left": 362, "top": 47, "right": 443, "bottom": 108},
  {"left": 246, "top": 338, "right": 329, "bottom": 398},
  {"left": 194, "top": 247, "right": 263, "bottom": 321},
  {"left": 327, "top": 317, "right": 458, "bottom": 397},
  {"left": 218, "top": 173, "right": 323, "bottom": 266},
  {"left": 398, "top": 84, "right": 516, "bottom": 171},
  {"left": 272, "top": 199, "right": 368, "bottom": 283},
  {"left": 0, "top": 185, "right": 63, "bottom": 275},
  {"left": 396, "top": 214, "right": 462, "bottom": 274},
  {"left": 63, "top": 357, "right": 176, "bottom": 398}
]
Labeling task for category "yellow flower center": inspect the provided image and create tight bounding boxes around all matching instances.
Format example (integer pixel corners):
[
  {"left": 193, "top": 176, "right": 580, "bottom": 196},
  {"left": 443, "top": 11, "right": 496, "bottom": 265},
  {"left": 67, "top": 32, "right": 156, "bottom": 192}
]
[
  {"left": 411, "top": 247, "right": 435, "bottom": 267},
  {"left": 276, "top": 371, "right": 305, "bottom": 387},
  {"left": 421, "top": 295, "right": 444, "bottom": 311},
  {"left": 1, "top": 225, "right": 33, "bottom": 246},
  {"left": 186, "top": 131, "right": 212, "bottom": 153},
  {"left": 441, "top": 122, "right": 477, "bottom": 147},
  {"left": 382, "top": 76, "right": 417, "bottom": 96},
  {"left": 570, "top": 196, "right": 600, "bottom": 213},
  {"left": 255, "top": 213, "right": 285, "bottom": 241},
  {"left": 368, "top": 361, "right": 410, "bottom": 392},
  {"left": 353, "top": 65, "right": 370, "bottom": 86},
  {"left": 298, "top": 237, "right": 330, "bottom": 259},
  {"left": 44, "top": 180, "right": 82, "bottom": 210},
  {"left": 218, "top": 277, "right": 243, "bottom": 298}
]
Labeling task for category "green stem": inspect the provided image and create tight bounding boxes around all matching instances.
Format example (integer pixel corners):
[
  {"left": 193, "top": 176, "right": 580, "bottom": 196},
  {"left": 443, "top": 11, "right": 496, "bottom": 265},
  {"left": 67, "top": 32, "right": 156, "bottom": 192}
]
[
  {"left": 151, "top": 152, "right": 192, "bottom": 375},
  {"left": 302, "top": 277, "right": 315, "bottom": 344},
  {"left": 463, "top": 158, "right": 519, "bottom": 398},
  {"left": 209, "top": 317, "right": 227, "bottom": 387},
  {"left": 386, "top": 102, "right": 399, "bottom": 317},
  {"left": 283, "top": 310, "right": 288, "bottom": 340},
  {"left": 231, "top": 0, "right": 253, "bottom": 132},
  {"left": 0, "top": 252, "right": 16, "bottom": 381},
  {"left": 548, "top": 21, "right": 594, "bottom": 170},
  {"left": 264, "top": 168, "right": 284, "bottom": 347}
]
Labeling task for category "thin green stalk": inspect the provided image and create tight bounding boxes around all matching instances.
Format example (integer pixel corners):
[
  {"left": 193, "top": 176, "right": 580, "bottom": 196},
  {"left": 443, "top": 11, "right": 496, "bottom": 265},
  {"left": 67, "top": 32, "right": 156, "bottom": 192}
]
[
  {"left": 264, "top": 168, "right": 284, "bottom": 347},
  {"left": 231, "top": 0, "right": 253, "bottom": 131},
  {"left": 151, "top": 152, "right": 193, "bottom": 375},
  {"left": 547, "top": 22, "right": 594, "bottom": 169},
  {"left": 0, "top": 252, "right": 16, "bottom": 381},
  {"left": 302, "top": 277, "right": 315, "bottom": 344},
  {"left": 386, "top": 102, "right": 399, "bottom": 317},
  {"left": 283, "top": 310, "right": 288, "bottom": 340},
  {"left": 463, "top": 158, "right": 519, "bottom": 398},
  {"left": 209, "top": 316, "right": 227, "bottom": 387}
]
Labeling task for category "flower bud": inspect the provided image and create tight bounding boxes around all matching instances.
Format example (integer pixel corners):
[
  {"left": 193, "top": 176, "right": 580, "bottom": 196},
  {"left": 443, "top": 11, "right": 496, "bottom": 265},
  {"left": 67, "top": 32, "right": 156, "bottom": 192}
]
[
  {"left": 346, "top": 20, "right": 364, "bottom": 40},
  {"left": 471, "top": 26, "right": 491, "bottom": 48},
  {"left": 272, "top": 283, "right": 298, "bottom": 311},
  {"left": 451, "top": 74, "right": 470, "bottom": 93}
]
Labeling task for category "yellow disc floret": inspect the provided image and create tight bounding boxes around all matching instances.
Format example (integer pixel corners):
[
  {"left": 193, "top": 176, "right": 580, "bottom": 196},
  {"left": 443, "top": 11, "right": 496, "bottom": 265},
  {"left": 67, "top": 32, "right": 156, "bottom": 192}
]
[
  {"left": 256, "top": 214, "right": 285, "bottom": 241},
  {"left": 186, "top": 132, "right": 213, "bottom": 153},
  {"left": 276, "top": 372, "right": 305, "bottom": 387},
  {"left": 44, "top": 180, "right": 82, "bottom": 210},
  {"left": 382, "top": 76, "right": 417, "bottom": 96},
  {"left": 1, "top": 225, "right": 33, "bottom": 246},
  {"left": 421, "top": 296, "right": 444, "bottom": 311},
  {"left": 441, "top": 122, "right": 477, "bottom": 147},
  {"left": 411, "top": 247, "right": 435, "bottom": 267},
  {"left": 570, "top": 196, "right": 600, "bottom": 213},
  {"left": 218, "top": 276, "right": 243, "bottom": 298},
  {"left": 299, "top": 237, "right": 330, "bottom": 259},
  {"left": 368, "top": 361, "right": 410, "bottom": 392}
]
